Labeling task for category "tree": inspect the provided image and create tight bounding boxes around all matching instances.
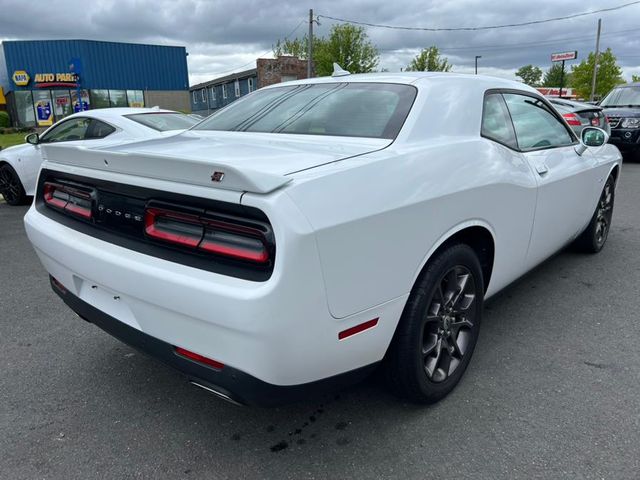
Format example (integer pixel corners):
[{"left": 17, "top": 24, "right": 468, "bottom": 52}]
[
  {"left": 273, "top": 24, "right": 379, "bottom": 77},
  {"left": 313, "top": 24, "right": 379, "bottom": 76},
  {"left": 272, "top": 37, "right": 309, "bottom": 59},
  {"left": 542, "top": 63, "right": 569, "bottom": 87},
  {"left": 571, "top": 48, "right": 624, "bottom": 99},
  {"left": 515, "top": 64, "right": 543, "bottom": 86},
  {"left": 631, "top": 74, "right": 640, "bottom": 83},
  {"left": 405, "top": 46, "right": 451, "bottom": 72}
]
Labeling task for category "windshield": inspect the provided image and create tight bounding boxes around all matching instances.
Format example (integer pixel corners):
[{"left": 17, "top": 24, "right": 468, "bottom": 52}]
[
  {"left": 600, "top": 86, "right": 640, "bottom": 107},
  {"left": 125, "top": 113, "right": 200, "bottom": 131},
  {"left": 193, "top": 83, "right": 417, "bottom": 139}
]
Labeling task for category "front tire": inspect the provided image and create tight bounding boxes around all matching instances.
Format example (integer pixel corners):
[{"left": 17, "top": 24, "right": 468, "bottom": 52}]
[
  {"left": 384, "top": 243, "right": 484, "bottom": 404},
  {"left": 0, "top": 164, "right": 27, "bottom": 206},
  {"left": 574, "top": 174, "right": 615, "bottom": 253}
]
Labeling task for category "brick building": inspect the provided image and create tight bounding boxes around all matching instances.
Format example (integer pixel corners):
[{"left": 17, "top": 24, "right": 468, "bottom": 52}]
[{"left": 190, "top": 56, "right": 307, "bottom": 116}]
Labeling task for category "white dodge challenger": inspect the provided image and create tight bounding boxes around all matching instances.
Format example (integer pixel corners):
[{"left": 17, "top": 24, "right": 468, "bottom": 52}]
[{"left": 24, "top": 72, "right": 621, "bottom": 406}]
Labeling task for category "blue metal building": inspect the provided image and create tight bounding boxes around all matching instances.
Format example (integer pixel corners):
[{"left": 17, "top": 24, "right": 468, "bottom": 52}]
[
  {"left": 0, "top": 39, "right": 190, "bottom": 127},
  {"left": 190, "top": 68, "right": 257, "bottom": 116}
]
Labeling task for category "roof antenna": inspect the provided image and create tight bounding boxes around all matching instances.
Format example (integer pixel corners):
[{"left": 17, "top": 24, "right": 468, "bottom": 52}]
[{"left": 331, "top": 63, "right": 351, "bottom": 77}]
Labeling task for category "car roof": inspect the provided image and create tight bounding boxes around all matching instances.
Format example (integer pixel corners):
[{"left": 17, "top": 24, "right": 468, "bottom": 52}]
[
  {"left": 66, "top": 107, "right": 178, "bottom": 120},
  {"left": 264, "top": 71, "right": 538, "bottom": 94}
]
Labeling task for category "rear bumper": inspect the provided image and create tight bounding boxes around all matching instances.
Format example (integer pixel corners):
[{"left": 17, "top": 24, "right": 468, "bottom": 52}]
[
  {"left": 51, "top": 276, "right": 377, "bottom": 406},
  {"left": 24, "top": 200, "right": 405, "bottom": 394}
]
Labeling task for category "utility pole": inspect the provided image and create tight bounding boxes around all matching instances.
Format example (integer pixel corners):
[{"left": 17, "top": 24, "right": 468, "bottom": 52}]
[
  {"left": 475, "top": 56, "right": 482, "bottom": 75},
  {"left": 590, "top": 18, "right": 602, "bottom": 102},
  {"left": 307, "top": 9, "right": 313, "bottom": 78},
  {"left": 558, "top": 60, "right": 565, "bottom": 99}
]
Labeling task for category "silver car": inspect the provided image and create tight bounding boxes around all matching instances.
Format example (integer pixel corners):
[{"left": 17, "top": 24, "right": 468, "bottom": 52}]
[{"left": 548, "top": 98, "right": 611, "bottom": 137}]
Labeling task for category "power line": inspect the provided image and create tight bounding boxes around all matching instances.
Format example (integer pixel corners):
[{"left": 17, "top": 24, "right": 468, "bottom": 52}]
[
  {"left": 318, "top": 1, "right": 640, "bottom": 32},
  {"left": 203, "top": 19, "right": 306, "bottom": 79}
]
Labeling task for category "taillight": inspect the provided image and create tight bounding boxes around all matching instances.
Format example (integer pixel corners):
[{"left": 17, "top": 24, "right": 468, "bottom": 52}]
[
  {"left": 144, "top": 206, "right": 270, "bottom": 264},
  {"left": 563, "top": 113, "right": 582, "bottom": 126},
  {"left": 604, "top": 116, "right": 610, "bottom": 124},
  {"left": 43, "top": 182, "right": 93, "bottom": 219}
]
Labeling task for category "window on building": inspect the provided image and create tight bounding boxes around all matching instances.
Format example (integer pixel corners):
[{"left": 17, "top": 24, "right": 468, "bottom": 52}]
[
  {"left": 33, "top": 90, "right": 54, "bottom": 127},
  {"left": 234, "top": 80, "right": 241, "bottom": 98},
  {"left": 52, "top": 91, "right": 72, "bottom": 120},
  {"left": 201, "top": 89, "right": 207, "bottom": 103},
  {"left": 109, "top": 90, "right": 127, "bottom": 107},
  {"left": 210, "top": 87, "right": 216, "bottom": 102},
  {"left": 281, "top": 75, "right": 298, "bottom": 83},
  {"left": 222, "top": 84, "right": 228, "bottom": 99},
  {"left": 71, "top": 90, "right": 90, "bottom": 112},
  {"left": 91, "top": 90, "right": 110, "bottom": 109},
  {"left": 248, "top": 78, "right": 254, "bottom": 92},
  {"left": 14, "top": 91, "right": 35, "bottom": 127},
  {"left": 127, "top": 90, "right": 145, "bottom": 108},
  {"left": 192, "top": 90, "right": 198, "bottom": 104}
]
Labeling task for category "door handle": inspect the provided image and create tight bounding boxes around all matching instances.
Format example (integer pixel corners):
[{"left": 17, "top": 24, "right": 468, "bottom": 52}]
[{"left": 535, "top": 162, "right": 549, "bottom": 175}]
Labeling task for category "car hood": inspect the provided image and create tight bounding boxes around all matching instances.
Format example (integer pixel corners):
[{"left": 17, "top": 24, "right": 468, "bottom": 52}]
[
  {"left": 41, "top": 130, "right": 390, "bottom": 194},
  {"left": 0, "top": 142, "right": 31, "bottom": 156},
  {"left": 601, "top": 106, "right": 640, "bottom": 117}
]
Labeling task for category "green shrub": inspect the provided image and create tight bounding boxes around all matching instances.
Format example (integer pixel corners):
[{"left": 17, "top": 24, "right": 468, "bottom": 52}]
[{"left": 0, "top": 111, "right": 10, "bottom": 128}]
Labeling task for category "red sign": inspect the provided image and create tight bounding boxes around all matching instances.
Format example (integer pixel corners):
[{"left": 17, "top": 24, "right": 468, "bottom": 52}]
[{"left": 551, "top": 51, "right": 578, "bottom": 62}]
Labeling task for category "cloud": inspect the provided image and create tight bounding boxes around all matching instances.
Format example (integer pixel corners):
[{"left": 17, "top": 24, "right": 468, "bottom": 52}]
[{"left": 1, "top": 0, "right": 639, "bottom": 84}]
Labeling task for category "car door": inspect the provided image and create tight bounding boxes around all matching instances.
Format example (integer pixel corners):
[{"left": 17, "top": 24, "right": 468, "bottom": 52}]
[
  {"left": 21, "top": 117, "right": 116, "bottom": 191},
  {"left": 502, "top": 92, "right": 600, "bottom": 267},
  {"left": 20, "top": 117, "right": 92, "bottom": 190}
]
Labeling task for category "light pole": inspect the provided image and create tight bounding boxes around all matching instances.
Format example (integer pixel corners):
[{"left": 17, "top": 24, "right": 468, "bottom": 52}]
[{"left": 475, "top": 56, "right": 482, "bottom": 75}]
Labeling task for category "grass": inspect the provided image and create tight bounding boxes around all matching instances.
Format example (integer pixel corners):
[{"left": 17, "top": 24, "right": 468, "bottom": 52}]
[{"left": 0, "top": 133, "right": 26, "bottom": 149}]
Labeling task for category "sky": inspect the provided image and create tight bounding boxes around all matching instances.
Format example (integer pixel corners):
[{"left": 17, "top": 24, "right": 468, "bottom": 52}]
[{"left": 1, "top": 0, "right": 639, "bottom": 86}]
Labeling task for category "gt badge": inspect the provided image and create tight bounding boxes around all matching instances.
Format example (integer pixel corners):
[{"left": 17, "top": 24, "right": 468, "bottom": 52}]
[{"left": 211, "top": 171, "right": 225, "bottom": 183}]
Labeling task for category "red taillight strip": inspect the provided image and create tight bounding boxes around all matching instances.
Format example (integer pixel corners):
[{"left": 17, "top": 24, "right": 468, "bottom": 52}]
[
  {"left": 174, "top": 347, "right": 224, "bottom": 370},
  {"left": 199, "top": 239, "right": 269, "bottom": 263},
  {"left": 563, "top": 113, "right": 582, "bottom": 126},
  {"left": 338, "top": 318, "right": 379, "bottom": 340},
  {"left": 145, "top": 206, "right": 270, "bottom": 264},
  {"left": 144, "top": 208, "right": 203, "bottom": 247},
  {"left": 43, "top": 182, "right": 93, "bottom": 219}
]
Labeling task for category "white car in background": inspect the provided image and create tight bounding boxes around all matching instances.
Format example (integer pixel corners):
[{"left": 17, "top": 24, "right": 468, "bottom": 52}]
[
  {"left": 24, "top": 72, "right": 621, "bottom": 406},
  {"left": 0, "top": 108, "right": 199, "bottom": 205}
]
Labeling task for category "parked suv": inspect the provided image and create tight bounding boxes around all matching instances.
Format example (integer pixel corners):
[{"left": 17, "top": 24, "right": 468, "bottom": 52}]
[{"left": 600, "top": 83, "right": 640, "bottom": 156}]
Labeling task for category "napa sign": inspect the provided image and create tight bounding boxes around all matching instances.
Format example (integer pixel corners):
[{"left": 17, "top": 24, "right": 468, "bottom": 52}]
[
  {"left": 12, "top": 70, "right": 30, "bottom": 86},
  {"left": 33, "top": 72, "right": 78, "bottom": 83}
]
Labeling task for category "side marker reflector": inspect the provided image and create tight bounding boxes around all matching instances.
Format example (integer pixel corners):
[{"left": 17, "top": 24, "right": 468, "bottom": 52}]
[
  {"left": 339, "top": 318, "right": 379, "bottom": 340},
  {"left": 174, "top": 346, "right": 224, "bottom": 370}
]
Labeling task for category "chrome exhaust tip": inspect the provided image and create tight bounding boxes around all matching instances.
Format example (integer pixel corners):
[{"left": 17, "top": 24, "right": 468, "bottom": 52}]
[{"left": 189, "top": 381, "right": 243, "bottom": 406}]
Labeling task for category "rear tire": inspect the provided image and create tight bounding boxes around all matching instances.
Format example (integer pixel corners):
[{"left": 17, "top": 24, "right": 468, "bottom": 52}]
[
  {"left": 574, "top": 174, "right": 615, "bottom": 253},
  {"left": 0, "top": 164, "right": 27, "bottom": 206},
  {"left": 384, "top": 243, "right": 484, "bottom": 404}
]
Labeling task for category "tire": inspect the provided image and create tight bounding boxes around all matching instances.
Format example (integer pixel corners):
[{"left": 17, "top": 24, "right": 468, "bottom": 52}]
[
  {"left": 0, "top": 164, "right": 27, "bottom": 206},
  {"left": 384, "top": 243, "right": 484, "bottom": 404},
  {"left": 573, "top": 174, "right": 615, "bottom": 253}
]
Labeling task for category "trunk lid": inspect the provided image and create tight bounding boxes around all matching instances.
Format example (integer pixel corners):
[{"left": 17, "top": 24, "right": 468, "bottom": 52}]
[{"left": 42, "top": 130, "right": 389, "bottom": 194}]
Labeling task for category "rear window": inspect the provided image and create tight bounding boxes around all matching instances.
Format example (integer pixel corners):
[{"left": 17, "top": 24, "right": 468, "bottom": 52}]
[
  {"left": 193, "top": 83, "right": 417, "bottom": 139},
  {"left": 125, "top": 113, "right": 200, "bottom": 131}
]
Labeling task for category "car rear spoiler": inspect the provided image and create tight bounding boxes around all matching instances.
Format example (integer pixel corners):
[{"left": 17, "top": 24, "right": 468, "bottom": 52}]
[{"left": 41, "top": 144, "right": 292, "bottom": 194}]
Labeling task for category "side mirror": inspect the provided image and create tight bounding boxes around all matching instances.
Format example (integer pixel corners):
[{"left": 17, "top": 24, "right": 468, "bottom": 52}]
[
  {"left": 25, "top": 133, "right": 39, "bottom": 145},
  {"left": 575, "top": 127, "right": 609, "bottom": 156}
]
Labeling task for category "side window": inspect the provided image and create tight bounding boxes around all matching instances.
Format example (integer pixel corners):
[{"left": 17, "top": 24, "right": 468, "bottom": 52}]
[
  {"left": 40, "top": 118, "right": 91, "bottom": 143},
  {"left": 85, "top": 119, "right": 116, "bottom": 140},
  {"left": 503, "top": 93, "right": 574, "bottom": 150},
  {"left": 481, "top": 93, "right": 518, "bottom": 149}
]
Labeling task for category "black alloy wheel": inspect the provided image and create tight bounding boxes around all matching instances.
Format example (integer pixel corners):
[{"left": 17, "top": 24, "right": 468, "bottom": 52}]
[
  {"left": 422, "top": 265, "right": 478, "bottom": 383},
  {"left": 0, "top": 164, "right": 27, "bottom": 206},
  {"left": 385, "top": 243, "right": 484, "bottom": 404},
  {"left": 574, "top": 174, "right": 615, "bottom": 253}
]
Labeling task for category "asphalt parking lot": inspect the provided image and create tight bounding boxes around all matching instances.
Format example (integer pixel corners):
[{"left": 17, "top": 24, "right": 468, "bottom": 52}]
[{"left": 1, "top": 163, "right": 640, "bottom": 480}]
